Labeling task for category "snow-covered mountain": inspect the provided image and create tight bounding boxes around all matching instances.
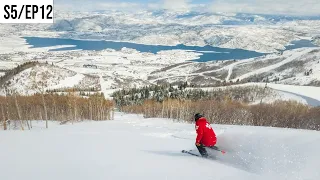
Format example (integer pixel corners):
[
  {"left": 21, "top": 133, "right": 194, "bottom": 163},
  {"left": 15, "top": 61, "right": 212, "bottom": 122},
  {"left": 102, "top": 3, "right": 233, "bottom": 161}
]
[
  {"left": 48, "top": 11, "right": 320, "bottom": 52},
  {"left": 1, "top": 11, "right": 320, "bottom": 53},
  {"left": 49, "top": 11, "right": 320, "bottom": 53}
]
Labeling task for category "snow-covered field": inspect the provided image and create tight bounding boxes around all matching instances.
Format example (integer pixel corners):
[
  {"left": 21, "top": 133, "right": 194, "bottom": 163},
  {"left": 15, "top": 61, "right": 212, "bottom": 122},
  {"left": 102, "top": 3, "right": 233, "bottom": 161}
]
[
  {"left": 0, "top": 113, "right": 319, "bottom": 180},
  {"left": 194, "top": 82, "right": 320, "bottom": 106}
]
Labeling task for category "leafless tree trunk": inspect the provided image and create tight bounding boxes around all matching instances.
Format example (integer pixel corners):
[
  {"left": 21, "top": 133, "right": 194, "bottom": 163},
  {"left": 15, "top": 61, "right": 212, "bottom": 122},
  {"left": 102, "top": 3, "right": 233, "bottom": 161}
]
[
  {"left": 14, "top": 94, "right": 25, "bottom": 130},
  {"left": 4, "top": 88, "right": 11, "bottom": 130},
  {"left": 52, "top": 94, "right": 57, "bottom": 121},
  {"left": 73, "top": 97, "right": 77, "bottom": 122},
  {"left": 89, "top": 100, "right": 93, "bottom": 120},
  {"left": 100, "top": 98, "right": 103, "bottom": 120},
  {"left": 111, "top": 108, "right": 114, "bottom": 120},
  {"left": 1, "top": 104, "right": 7, "bottom": 130},
  {"left": 41, "top": 94, "right": 48, "bottom": 128},
  {"left": 161, "top": 102, "right": 165, "bottom": 118}
]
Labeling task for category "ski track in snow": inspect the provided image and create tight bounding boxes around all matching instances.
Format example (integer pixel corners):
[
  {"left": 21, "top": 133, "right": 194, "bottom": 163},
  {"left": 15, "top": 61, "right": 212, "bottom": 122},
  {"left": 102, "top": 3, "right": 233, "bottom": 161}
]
[
  {"left": 1, "top": 113, "right": 319, "bottom": 180},
  {"left": 234, "top": 48, "right": 315, "bottom": 81},
  {"left": 263, "top": 83, "right": 320, "bottom": 107},
  {"left": 274, "top": 89, "right": 320, "bottom": 107},
  {"left": 226, "top": 58, "right": 257, "bottom": 81},
  {"left": 48, "top": 73, "right": 85, "bottom": 90},
  {"left": 196, "top": 82, "right": 320, "bottom": 107}
]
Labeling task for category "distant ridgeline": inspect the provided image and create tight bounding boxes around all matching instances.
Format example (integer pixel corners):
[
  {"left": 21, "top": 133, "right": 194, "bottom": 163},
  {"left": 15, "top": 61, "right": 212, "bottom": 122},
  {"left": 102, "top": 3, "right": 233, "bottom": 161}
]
[{"left": 0, "top": 61, "right": 40, "bottom": 88}]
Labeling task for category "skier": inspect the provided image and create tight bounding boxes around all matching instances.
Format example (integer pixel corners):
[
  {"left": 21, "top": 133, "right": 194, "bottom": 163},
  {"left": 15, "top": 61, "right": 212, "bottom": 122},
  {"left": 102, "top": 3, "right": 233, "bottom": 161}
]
[{"left": 194, "top": 113, "right": 217, "bottom": 158}]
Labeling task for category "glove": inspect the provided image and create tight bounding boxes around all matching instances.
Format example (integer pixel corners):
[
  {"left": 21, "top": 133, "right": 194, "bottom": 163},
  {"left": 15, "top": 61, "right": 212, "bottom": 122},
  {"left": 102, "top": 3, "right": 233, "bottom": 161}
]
[{"left": 195, "top": 143, "right": 201, "bottom": 146}]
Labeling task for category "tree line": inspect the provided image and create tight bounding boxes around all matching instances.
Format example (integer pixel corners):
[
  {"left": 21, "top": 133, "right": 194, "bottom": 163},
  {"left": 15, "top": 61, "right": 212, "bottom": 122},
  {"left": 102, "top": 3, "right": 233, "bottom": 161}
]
[
  {"left": 0, "top": 93, "right": 114, "bottom": 130},
  {"left": 121, "top": 99, "right": 320, "bottom": 131},
  {"left": 112, "top": 83, "right": 271, "bottom": 107}
]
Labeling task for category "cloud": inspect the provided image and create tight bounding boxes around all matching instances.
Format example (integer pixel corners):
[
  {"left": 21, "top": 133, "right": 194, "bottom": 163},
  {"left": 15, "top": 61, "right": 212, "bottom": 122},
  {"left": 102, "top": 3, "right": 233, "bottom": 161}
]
[
  {"left": 55, "top": 1, "right": 144, "bottom": 12},
  {"left": 163, "top": 0, "right": 191, "bottom": 12},
  {"left": 97, "top": 2, "right": 143, "bottom": 11},
  {"left": 210, "top": 0, "right": 320, "bottom": 16},
  {"left": 55, "top": 0, "right": 194, "bottom": 12},
  {"left": 54, "top": 0, "right": 320, "bottom": 16}
]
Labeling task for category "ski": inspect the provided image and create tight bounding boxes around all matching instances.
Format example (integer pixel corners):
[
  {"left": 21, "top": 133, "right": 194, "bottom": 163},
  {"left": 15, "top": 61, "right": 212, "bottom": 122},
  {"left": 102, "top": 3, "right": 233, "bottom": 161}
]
[
  {"left": 207, "top": 146, "right": 226, "bottom": 154},
  {"left": 182, "top": 150, "right": 217, "bottom": 160},
  {"left": 181, "top": 150, "right": 201, "bottom": 157}
]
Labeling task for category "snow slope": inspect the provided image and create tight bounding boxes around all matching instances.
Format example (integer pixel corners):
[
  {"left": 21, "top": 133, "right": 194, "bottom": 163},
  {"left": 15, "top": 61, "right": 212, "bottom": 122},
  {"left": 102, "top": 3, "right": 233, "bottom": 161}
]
[
  {"left": 265, "top": 83, "right": 320, "bottom": 106},
  {"left": 196, "top": 82, "right": 320, "bottom": 106},
  {"left": 0, "top": 113, "right": 319, "bottom": 180},
  {"left": 234, "top": 48, "right": 315, "bottom": 81},
  {"left": 49, "top": 73, "right": 85, "bottom": 90},
  {"left": 236, "top": 82, "right": 320, "bottom": 106},
  {"left": 149, "top": 47, "right": 320, "bottom": 87},
  {"left": 0, "top": 64, "right": 100, "bottom": 95}
]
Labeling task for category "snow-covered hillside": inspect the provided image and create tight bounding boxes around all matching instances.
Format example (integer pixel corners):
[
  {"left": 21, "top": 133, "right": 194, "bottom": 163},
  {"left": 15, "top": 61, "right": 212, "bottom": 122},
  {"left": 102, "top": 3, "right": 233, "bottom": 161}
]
[
  {"left": 0, "top": 64, "right": 100, "bottom": 95},
  {"left": 150, "top": 47, "right": 320, "bottom": 87},
  {"left": 233, "top": 48, "right": 320, "bottom": 85},
  {"left": 1, "top": 113, "right": 319, "bottom": 180},
  {"left": 1, "top": 45, "right": 319, "bottom": 103},
  {"left": 0, "top": 48, "right": 201, "bottom": 95},
  {"left": 193, "top": 82, "right": 320, "bottom": 107}
]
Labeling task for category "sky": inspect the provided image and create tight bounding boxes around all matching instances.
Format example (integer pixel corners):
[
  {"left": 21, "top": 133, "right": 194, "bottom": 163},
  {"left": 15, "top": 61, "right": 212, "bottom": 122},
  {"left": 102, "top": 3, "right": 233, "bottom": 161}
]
[{"left": 55, "top": 0, "right": 320, "bottom": 16}]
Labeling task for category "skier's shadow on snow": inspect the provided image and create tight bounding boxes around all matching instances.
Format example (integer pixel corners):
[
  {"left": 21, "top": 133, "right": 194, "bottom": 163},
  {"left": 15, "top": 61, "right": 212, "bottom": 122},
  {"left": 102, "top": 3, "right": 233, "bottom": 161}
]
[
  {"left": 144, "top": 150, "right": 258, "bottom": 174},
  {"left": 144, "top": 150, "right": 189, "bottom": 157}
]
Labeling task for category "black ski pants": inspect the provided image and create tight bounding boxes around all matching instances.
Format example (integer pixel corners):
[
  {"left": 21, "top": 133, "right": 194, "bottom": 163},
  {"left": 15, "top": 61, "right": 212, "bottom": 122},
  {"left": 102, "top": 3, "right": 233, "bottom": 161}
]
[{"left": 196, "top": 145, "right": 209, "bottom": 157}]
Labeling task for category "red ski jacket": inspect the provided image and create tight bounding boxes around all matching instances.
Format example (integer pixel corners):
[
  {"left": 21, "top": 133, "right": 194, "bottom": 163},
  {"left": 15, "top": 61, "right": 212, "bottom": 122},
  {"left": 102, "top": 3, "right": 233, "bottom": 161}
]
[{"left": 195, "top": 117, "right": 217, "bottom": 147}]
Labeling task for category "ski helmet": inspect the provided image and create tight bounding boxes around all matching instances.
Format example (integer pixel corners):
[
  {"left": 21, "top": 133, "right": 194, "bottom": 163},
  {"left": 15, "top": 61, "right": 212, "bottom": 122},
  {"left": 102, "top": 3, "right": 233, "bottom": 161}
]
[{"left": 194, "top": 113, "right": 203, "bottom": 121}]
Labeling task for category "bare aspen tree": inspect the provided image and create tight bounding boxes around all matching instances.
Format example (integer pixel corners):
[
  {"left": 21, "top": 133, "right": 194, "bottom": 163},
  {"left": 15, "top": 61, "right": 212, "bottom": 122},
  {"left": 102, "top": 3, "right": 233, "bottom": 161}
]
[
  {"left": 161, "top": 102, "right": 165, "bottom": 118},
  {"left": 89, "top": 100, "right": 93, "bottom": 120},
  {"left": 42, "top": 94, "right": 48, "bottom": 128},
  {"left": 111, "top": 107, "right": 114, "bottom": 120},
  {"left": 14, "top": 93, "right": 25, "bottom": 130},
  {"left": 52, "top": 94, "right": 57, "bottom": 122},
  {"left": 1, "top": 104, "right": 6, "bottom": 130},
  {"left": 176, "top": 101, "right": 179, "bottom": 120},
  {"left": 100, "top": 96, "right": 103, "bottom": 120},
  {"left": 4, "top": 87, "right": 11, "bottom": 130},
  {"left": 73, "top": 93, "right": 77, "bottom": 122},
  {"left": 31, "top": 70, "right": 48, "bottom": 128},
  {"left": 67, "top": 92, "right": 73, "bottom": 123},
  {"left": 166, "top": 100, "right": 169, "bottom": 117},
  {"left": 0, "top": 91, "right": 114, "bottom": 127}
]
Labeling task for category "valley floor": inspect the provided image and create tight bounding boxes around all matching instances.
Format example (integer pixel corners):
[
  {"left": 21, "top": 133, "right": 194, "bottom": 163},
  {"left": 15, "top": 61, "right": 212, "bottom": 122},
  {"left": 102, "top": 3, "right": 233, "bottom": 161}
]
[{"left": 1, "top": 113, "right": 319, "bottom": 180}]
